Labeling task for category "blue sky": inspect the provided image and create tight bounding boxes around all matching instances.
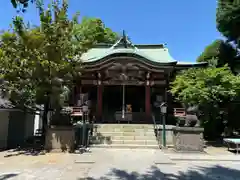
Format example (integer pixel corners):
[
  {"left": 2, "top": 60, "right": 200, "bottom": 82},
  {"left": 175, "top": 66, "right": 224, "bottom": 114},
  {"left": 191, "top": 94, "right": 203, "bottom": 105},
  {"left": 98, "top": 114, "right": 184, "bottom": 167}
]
[{"left": 0, "top": 0, "right": 222, "bottom": 62}]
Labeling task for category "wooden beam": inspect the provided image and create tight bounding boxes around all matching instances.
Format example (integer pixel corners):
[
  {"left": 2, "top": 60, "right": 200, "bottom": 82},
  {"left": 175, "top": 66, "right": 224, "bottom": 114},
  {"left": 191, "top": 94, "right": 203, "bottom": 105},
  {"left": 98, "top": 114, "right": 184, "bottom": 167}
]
[
  {"left": 102, "top": 80, "right": 145, "bottom": 86},
  {"left": 151, "top": 80, "right": 166, "bottom": 85},
  {"left": 81, "top": 80, "right": 98, "bottom": 85}
]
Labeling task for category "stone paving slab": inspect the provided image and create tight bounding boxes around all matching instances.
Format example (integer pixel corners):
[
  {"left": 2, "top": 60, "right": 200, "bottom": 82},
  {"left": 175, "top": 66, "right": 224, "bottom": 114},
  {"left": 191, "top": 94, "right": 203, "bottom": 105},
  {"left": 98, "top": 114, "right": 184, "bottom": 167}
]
[
  {"left": 1, "top": 148, "right": 240, "bottom": 179},
  {"left": 163, "top": 152, "right": 240, "bottom": 162},
  {"left": 161, "top": 147, "right": 240, "bottom": 162}
]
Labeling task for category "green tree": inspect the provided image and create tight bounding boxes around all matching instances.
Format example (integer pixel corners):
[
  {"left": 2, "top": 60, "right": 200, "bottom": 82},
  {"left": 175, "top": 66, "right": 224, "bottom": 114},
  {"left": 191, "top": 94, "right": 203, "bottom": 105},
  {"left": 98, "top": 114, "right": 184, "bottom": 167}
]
[
  {"left": 11, "top": 0, "right": 35, "bottom": 12},
  {"left": 197, "top": 39, "right": 236, "bottom": 69},
  {"left": 1, "top": 0, "right": 83, "bottom": 136},
  {"left": 170, "top": 67, "right": 240, "bottom": 106},
  {"left": 170, "top": 66, "right": 240, "bottom": 139},
  {"left": 73, "top": 17, "right": 118, "bottom": 49},
  {"left": 216, "top": 0, "right": 240, "bottom": 46},
  {"left": 170, "top": 0, "right": 240, "bottom": 139},
  {"left": 2, "top": 0, "right": 118, "bottom": 137}
]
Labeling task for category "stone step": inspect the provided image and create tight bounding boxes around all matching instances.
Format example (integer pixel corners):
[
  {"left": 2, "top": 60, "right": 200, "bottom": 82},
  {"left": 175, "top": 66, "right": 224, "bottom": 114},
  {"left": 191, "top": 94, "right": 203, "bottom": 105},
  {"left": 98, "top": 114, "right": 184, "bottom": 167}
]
[
  {"left": 110, "top": 135, "right": 157, "bottom": 141},
  {"left": 94, "top": 125, "right": 155, "bottom": 131},
  {"left": 91, "top": 135, "right": 157, "bottom": 141},
  {"left": 91, "top": 139, "right": 158, "bottom": 145},
  {"left": 90, "top": 124, "right": 159, "bottom": 149},
  {"left": 92, "top": 131, "right": 156, "bottom": 136},
  {"left": 94, "top": 128, "right": 155, "bottom": 132},
  {"left": 94, "top": 124, "right": 154, "bottom": 128},
  {"left": 90, "top": 144, "right": 160, "bottom": 149}
]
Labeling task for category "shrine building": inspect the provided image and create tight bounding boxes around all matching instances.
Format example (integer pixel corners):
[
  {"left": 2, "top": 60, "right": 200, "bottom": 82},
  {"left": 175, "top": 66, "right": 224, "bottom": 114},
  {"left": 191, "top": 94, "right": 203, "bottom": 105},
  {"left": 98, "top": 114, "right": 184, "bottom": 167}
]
[{"left": 71, "top": 32, "right": 207, "bottom": 124}]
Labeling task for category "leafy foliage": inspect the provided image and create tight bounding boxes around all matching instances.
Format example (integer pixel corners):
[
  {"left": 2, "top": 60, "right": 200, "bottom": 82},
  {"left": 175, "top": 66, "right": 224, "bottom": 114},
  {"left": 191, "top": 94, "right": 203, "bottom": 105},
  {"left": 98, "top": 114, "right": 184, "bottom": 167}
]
[
  {"left": 197, "top": 39, "right": 236, "bottom": 68},
  {"left": 11, "top": 0, "right": 34, "bottom": 12},
  {"left": 4, "top": 0, "right": 119, "bottom": 136},
  {"left": 170, "top": 66, "right": 240, "bottom": 106},
  {"left": 1, "top": 0, "right": 83, "bottom": 111},
  {"left": 216, "top": 0, "right": 240, "bottom": 45},
  {"left": 73, "top": 17, "right": 119, "bottom": 49},
  {"left": 170, "top": 1, "right": 240, "bottom": 138},
  {"left": 170, "top": 66, "right": 240, "bottom": 139},
  {"left": 3, "top": 0, "right": 118, "bottom": 111}
]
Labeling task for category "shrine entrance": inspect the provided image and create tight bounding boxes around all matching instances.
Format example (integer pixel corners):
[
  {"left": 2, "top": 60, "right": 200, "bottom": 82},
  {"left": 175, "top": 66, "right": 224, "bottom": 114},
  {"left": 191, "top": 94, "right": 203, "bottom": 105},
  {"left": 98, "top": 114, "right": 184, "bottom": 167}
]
[
  {"left": 102, "top": 85, "right": 145, "bottom": 123},
  {"left": 125, "top": 86, "right": 145, "bottom": 112}
]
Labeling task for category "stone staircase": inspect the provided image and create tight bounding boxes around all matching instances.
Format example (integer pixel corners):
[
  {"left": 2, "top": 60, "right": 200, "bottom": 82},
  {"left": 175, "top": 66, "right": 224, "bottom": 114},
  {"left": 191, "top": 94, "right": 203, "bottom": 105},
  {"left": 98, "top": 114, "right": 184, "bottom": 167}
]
[{"left": 90, "top": 124, "right": 160, "bottom": 149}]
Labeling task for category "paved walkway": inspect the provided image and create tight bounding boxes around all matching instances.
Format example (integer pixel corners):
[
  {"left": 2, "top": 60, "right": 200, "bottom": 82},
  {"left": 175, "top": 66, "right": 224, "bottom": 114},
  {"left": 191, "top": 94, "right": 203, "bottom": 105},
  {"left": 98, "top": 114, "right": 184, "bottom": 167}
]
[{"left": 1, "top": 148, "right": 240, "bottom": 179}]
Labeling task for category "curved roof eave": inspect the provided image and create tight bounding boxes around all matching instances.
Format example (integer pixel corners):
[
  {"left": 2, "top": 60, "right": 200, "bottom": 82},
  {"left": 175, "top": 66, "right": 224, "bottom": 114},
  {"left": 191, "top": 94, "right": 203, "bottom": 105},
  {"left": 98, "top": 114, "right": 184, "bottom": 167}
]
[
  {"left": 175, "top": 61, "right": 208, "bottom": 69},
  {"left": 82, "top": 50, "right": 177, "bottom": 67}
]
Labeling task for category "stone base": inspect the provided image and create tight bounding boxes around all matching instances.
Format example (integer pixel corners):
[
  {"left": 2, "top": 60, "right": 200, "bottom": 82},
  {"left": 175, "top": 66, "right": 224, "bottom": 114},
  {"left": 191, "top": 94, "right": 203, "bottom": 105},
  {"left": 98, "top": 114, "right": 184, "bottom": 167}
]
[
  {"left": 173, "top": 127, "right": 204, "bottom": 152},
  {"left": 45, "top": 126, "right": 75, "bottom": 153}
]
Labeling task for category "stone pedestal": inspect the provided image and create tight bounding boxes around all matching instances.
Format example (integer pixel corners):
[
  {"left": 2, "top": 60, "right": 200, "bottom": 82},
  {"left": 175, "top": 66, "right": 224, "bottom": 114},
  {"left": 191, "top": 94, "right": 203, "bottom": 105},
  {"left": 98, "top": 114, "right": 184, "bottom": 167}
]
[
  {"left": 45, "top": 126, "right": 75, "bottom": 152},
  {"left": 173, "top": 127, "right": 204, "bottom": 152}
]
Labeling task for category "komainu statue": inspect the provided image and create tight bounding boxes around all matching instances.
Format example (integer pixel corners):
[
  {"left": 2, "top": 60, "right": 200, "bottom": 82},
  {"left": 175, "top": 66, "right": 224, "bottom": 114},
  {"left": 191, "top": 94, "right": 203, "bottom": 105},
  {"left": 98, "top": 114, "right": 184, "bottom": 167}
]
[{"left": 185, "top": 105, "right": 200, "bottom": 127}]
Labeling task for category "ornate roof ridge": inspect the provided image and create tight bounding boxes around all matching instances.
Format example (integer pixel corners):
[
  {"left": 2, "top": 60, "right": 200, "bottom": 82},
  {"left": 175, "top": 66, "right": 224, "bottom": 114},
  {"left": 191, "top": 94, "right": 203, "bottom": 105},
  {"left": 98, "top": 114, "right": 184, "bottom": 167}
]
[
  {"left": 94, "top": 43, "right": 166, "bottom": 49},
  {"left": 109, "top": 30, "right": 138, "bottom": 51}
]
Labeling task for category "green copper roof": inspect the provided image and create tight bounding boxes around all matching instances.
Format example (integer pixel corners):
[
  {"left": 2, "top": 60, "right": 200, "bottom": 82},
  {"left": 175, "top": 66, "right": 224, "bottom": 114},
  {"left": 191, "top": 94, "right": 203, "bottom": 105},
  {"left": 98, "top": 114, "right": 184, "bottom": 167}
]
[
  {"left": 80, "top": 31, "right": 177, "bottom": 65},
  {"left": 81, "top": 44, "right": 177, "bottom": 64},
  {"left": 80, "top": 31, "right": 206, "bottom": 67}
]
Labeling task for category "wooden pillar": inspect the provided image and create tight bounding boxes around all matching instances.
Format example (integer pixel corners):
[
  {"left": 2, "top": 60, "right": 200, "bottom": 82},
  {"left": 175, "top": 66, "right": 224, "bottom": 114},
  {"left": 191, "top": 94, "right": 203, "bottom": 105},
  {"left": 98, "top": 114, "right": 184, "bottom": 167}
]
[
  {"left": 145, "top": 85, "right": 151, "bottom": 120},
  {"left": 145, "top": 72, "right": 151, "bottom": 121},
  {"left": 97, "top": 73, "right": 102, "bottom": 121}
]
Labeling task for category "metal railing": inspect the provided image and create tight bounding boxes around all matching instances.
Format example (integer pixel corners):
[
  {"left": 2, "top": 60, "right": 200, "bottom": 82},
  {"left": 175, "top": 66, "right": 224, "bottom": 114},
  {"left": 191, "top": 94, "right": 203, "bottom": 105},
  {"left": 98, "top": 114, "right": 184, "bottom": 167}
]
[{"left": 152, "top": 114, "right": 161, "bottom": 148}]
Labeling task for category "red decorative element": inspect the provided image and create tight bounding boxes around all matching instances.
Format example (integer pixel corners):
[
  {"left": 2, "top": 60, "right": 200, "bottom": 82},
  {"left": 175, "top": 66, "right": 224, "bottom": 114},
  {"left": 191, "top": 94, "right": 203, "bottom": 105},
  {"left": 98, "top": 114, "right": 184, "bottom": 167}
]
[
  {"left": 174, "top": 108, "right": 186, "bottom": 117},
  {"left": 97, "top": 85, "right": 103, "bottom": 120},
  {"left": 71, "top": 107, "right": 83, "bottom": 117},
  {"left": 145, "top": 85, "right": 151, "bottom": 120}
]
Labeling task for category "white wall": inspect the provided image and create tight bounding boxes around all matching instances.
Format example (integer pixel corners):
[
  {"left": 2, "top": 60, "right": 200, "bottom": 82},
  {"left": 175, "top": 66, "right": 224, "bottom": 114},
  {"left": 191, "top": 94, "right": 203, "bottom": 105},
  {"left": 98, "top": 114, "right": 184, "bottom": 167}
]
[{"left": 34, "top": 111, "right": 42, "bottom": 135}]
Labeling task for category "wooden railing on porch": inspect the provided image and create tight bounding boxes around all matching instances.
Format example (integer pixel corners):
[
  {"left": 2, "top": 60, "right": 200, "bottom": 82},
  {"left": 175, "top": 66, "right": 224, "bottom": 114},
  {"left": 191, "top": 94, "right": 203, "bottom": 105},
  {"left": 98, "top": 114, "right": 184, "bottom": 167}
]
[
  {"left": 174, "top": 108, "right": 186, "bottom": 117},
  {"left": 102, "top": 111, "right": 148, "bottom": 123},
  {"left": 71, "top": 106, "right": 83, "bottom": 117},
  {"left": 115, "top": 111, "right": 133, "bottom": 123}
]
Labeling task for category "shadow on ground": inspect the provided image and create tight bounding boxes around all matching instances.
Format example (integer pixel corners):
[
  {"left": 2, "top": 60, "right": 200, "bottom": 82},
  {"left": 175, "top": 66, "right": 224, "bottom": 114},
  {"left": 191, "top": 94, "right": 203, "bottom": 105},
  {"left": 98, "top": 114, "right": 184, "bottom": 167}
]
[
  {"left": 91, "top": 125, "right": 112, "bottom": 145},
  {"left": 205, "top": 139, "right": 226, "bottom": 148},
  {"left": 0, "top": 173, "right": 18, "bottom": 180},
  {"left": 3, "top": 147, "right": 45, "bottom": 158},
  {"left": 81, "top": 165, "right": 240, "bottom": 180}
]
